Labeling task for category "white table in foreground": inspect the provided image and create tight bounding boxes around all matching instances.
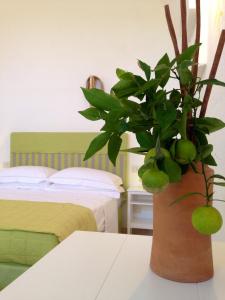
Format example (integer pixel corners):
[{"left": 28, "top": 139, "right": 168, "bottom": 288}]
[{"left": 0, "top": 232, "right": 225, "bottom": 300}]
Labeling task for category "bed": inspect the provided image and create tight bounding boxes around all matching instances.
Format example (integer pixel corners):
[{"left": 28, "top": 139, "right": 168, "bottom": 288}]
[{"left": 0, "top": 132, "right": 128, "bottom": 290}]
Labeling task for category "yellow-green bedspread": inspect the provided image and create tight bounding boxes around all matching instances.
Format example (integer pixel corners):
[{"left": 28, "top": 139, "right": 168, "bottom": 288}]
[{"left": 0, "top": 200, "right": 97, "bottom": 241}]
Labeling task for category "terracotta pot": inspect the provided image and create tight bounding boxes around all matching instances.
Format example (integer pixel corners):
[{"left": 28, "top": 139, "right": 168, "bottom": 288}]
[{"left": 150, "top": 165, "right": 214, "bottom": 283}]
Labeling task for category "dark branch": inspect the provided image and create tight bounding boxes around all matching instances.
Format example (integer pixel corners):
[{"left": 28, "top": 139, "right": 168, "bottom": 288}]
[
  {"left": 180, "top": 0, "right": 188, "bottom": 51},
  {"left": 192, "top": 0, "right": 201, "bottom": 84},
  {"left": 164, "top": 5, "right": 180, "bottom": 57}
]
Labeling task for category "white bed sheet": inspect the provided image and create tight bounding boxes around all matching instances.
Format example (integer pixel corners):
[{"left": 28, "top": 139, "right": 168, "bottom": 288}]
[{"left": 0, "top": 188, "right": 121, "bottom": 233}]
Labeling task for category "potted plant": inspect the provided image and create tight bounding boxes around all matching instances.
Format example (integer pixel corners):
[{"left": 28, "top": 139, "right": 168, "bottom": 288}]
[{"left": 79, "top": 0, "right": 225, "bottom": 282}]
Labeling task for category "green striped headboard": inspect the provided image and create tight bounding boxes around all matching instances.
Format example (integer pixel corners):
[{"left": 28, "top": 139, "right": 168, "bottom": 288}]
[{"left": 10, "top": 132, "right": 128, "bottom": 186}]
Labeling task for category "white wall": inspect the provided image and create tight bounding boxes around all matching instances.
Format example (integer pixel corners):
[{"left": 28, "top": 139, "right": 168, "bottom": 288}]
[
  {"left": 0, "top": 1, "right": 225, "bottom": 236},
  {"left": 0, "top": 0, "right": 175, "bottom": 180},
  {"left": 206, "top": 0, "right": 225, "bottom": 240}
]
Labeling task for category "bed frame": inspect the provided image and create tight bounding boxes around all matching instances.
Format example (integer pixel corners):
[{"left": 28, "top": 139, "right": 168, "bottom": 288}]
[{"left": 10, "top": 132, "right": 128, "bottom": 186}]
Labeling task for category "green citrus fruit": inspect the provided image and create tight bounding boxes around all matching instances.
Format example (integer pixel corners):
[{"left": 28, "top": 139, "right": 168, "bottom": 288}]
[
  {"left": 175, "top": 139, "right": 197, "bottom": 165},
  {"left": 192, "top": 206, "right": 223, "bottom": 235},
  {"left": 142, "top": 169, "right": 169, "bottom": 193},
  {"left": 138, "top": 164, "right": 151, "bottom": 179},
  {"left": 144, "top": 147, "right": 170, "bottom": 163}
]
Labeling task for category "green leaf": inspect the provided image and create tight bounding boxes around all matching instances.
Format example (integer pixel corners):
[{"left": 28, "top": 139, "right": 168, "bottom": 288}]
[
  {"left": 82, "top": 88, "right": 122, "bottom": 111},
  {"left": 160, "top": 127, "right": 178, "bottom": 141},
  {"left": 108, "top": 134, "right": 122, "bottom": 166},
  {"left": 177, "top": 44, "right": 200, "bottom": 64},
  {"left": 163, "top": 158, "right": 182, "bottom": 183},
  {"left": 121, "top": 147, "right": 147, "bottom": 154},
  {"left": 155, "top": 136, "right": 161, "bottom": 157},
  {"left": 198, "top": 78, "right": 225, "bottom": 87},
  {"left": 116, "top": 68, "right": 126, "bottom": 78},
  {"left": 116, "top": 68, "right": 135, "bottom": 80},
  {"left": 213, "top": 182, "right": 225, "bottom": 187},
  {"left": 195, "top": 117, "right": 225, "bottom": 134},
  {"left": 169, "top": 90, "right": 181, "bottom": 108},
  {"left": 79, "top": 107, "right": 102, "bottom": 121},
  {"left": 138, "top": 60, "right": 151, "bottom": 80},
  {"left": 178, "top": 60, "right": 193, "bottom": 68},
  {"left": 170, "top": 140, "right": 177, "bottom": 158},
  {"left": 207, "top": 174, "right": 225, "bottom": 182},
  {"left": 136, "top": 132, "right": 155, "bottom": 148},
  {"left": 107, "top": 108, "right": 128, "bottom": 121},
  {"left": 153, "top": 90, "right": 167, "bottom": 105},
  {"left": 192, "top": 98, "right": 202, "bottom": 108},
  {"left": 202, "top": 154, "right": 217, "bottom": 166},
  {"left": 121, "top": 99, "right": 140, "bottom": 112},
  {"left": 194, "top": 129, "right": 208, "bottom": 146},
  {"left": 199, "top": 144, "right": 213, "bottom": 159},
  {"left": 156, "top": 102, "right": 177, "bottom": 129},
  {"left": 135, "top": 79, "right": 160, "bottom": 95},
  {"left": 101, "top": 118, "right": 128, "bottom": 134},
  {"left": 126, "top": 118, "right": 151, "bottom": 133},
  {"left": 84, "top": 132, "right": 111, "bottom": 161},
  {"left": 170, "top": 192, "right": 205, "bottom": 206},
  {"left": 177, "top": 64, "right": 193, "bottom": 85},
  {"left": 213, "top": 199, "right": 225, "bottom": 203},
  {"left": 155, "top": 54, "right": 170, "bottom": 87},
  {"left": 208, "top": 192, "right": 214, "bottom": 200},
  {"left": 134, "top": 75, "right": 146, "bottom": 87},
  {"left": 112, "top": 80, "right": 139, "bottom": 98},
  {"left": 155, "top": 53, "right": 170, "bottom": 69}
]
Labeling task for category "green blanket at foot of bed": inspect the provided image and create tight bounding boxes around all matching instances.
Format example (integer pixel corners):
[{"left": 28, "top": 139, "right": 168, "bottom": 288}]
[
  {"left": 0, "top": 262, "right": 29, "bottom": 290},
  {"left": 0, "top": 230, "right": 58, "bottom": 266},
  {"left": 0, "top": 199, "right": 97, "bottom": 266}
]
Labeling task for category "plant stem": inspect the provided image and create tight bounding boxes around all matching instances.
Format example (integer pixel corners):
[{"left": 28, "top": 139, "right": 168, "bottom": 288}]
[
  {"left": 171, "top": 69, "right": 180, "bottom": 79},
  {"left": 165, "top": 89, "right": 180, "bottom": 95},
  {"left": 180, "top": 110, "right": 188, "bottom": 140},
  {"left": 201, "top": 162, "right": 210, "bottom": 205}
]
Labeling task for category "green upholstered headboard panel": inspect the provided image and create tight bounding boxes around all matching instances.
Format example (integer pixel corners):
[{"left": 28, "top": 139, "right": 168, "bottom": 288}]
[{"left": 10, "top": 132, "right": 128, "bottom": 186}]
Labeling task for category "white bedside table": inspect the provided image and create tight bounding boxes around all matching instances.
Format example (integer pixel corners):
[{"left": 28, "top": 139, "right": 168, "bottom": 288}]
[{"left": 127, "top": 186, "right": 153, "bottom": 234}]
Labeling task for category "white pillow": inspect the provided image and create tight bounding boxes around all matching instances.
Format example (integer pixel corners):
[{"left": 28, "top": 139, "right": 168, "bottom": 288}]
[
  {"left": 48, "top": 167, "right": 123, "bottom": 186},
  {"left": 46, "top": 184, "right": 124, "bottom": 199},
  {"left": 47, "top": 181, "right": 125, "bottom": 193},
  {"left": 0, "top": 166, "right": 57, "bottom": 184},
  {"left": 0, "top": 181, "right": 50, "bottom": 190}
]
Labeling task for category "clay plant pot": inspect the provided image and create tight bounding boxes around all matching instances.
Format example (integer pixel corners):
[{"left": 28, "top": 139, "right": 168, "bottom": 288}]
[{"left": 150, "top": 165, "right": 214, "bottom": 283}]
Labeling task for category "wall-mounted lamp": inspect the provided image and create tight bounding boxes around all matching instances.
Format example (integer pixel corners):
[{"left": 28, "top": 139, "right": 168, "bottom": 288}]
[{"left": 86, "top": 75, "right": 104, "bottom": 90}]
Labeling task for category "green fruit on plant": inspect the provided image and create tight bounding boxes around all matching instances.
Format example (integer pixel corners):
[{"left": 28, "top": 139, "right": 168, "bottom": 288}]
[
  {"left": 192, "top": 206, "right": 223, "bottom": 235},
  {"left": 144, "top": 147, "right": 170, "bottom": 163},
  {"left": 142, "top": 169, "right": 169, "bottom": 193},
  {"left": 175, "top": 139, "right": 197, "bottom": 165},
  {"left": 138, "top": 164, "right": 151, "bottom": 178}
]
